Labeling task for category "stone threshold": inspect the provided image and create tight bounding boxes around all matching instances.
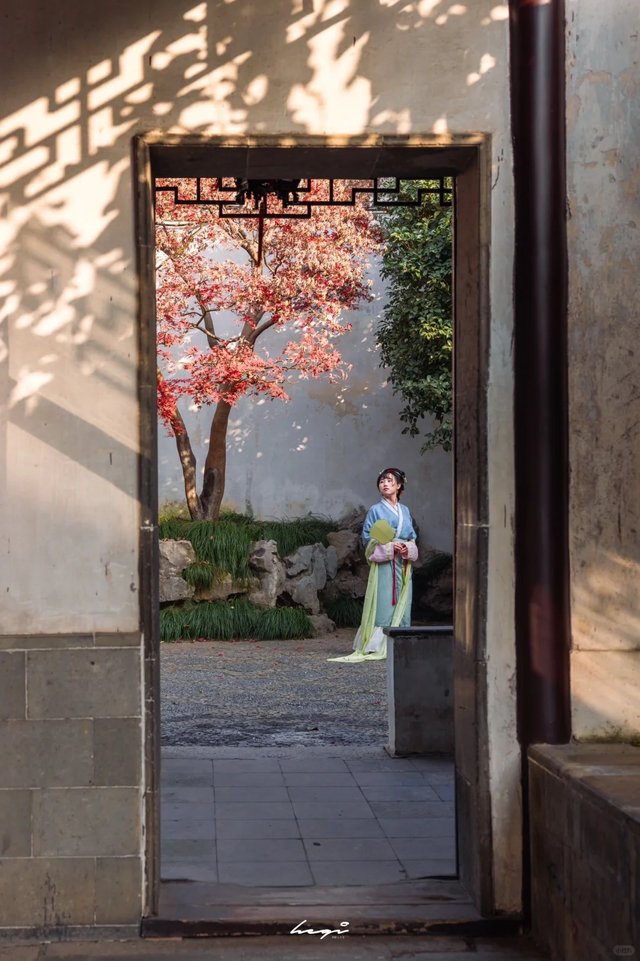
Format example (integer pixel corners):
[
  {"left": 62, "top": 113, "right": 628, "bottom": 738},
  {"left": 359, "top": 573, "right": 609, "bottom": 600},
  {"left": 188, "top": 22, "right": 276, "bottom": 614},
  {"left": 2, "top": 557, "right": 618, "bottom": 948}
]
[{"left": 142, "top": 879, "right": 522, "bottom": 938}]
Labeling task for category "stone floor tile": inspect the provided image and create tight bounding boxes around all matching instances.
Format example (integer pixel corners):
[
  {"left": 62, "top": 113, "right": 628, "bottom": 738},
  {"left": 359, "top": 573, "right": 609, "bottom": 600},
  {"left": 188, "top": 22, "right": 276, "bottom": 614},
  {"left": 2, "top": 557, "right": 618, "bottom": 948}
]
[
  {"left": 161, "top": 838, "right": 215, "bottom": 861},
  {"left": 432, "top": 784, "right": 456, "bottom": 801},
  {"left": 292, "top": 801, "right": 374, "bottom": 820},
  {"left": 212, "top": 758, "right": 282, "bottom": 772},
  {"left": 282, "top": 771, "right": 358, "bottom": 787},
  {"left": 217, "top": 861, "right": 314, "bottom": 886},
  {"left": 350, "top": 770, "right": 429, "bottom": 786},
  {"left": 161, "top": 759, "right": 214, "bottom": 786},
  {"left": 418, "top": 770, "right": 456, "bottom": 784},
  {"left": 369, "top": 801, "right": 452, "bottom": 819},
  {"left": 160, "top": 861, "right": 219, "bottom": 882},
  {"left": 378, "top": 817, "right": 455, "bottom": 838},
  {"left": 390, "top": 836, "right": 456, "bottom": 860},
  {"left": 162, "top": 802, "right": 216, "bottom": 821},
  {"left": 214, "top": 785, "right": 290, "bottom": 803},
  {"left": 286, "top": 785, "right": 365, "bottom": 803},
  {"left": 401, "top": 858, "right": 457, "bottom": 879},
  {"left": 160, "top": 786, "right": 214, "bottom": 805},
  {"left": 345, "top": 757, "right": 422, "bottom": 772},
  {"left": 409, "top": 757, "right": 455, "bottom": 771},
  {"left": 212, "top": 771, "right": 285, "bottom": 787},
  {"left": 161, "top": 818, "right": 216, "bottom": 839},
  {"left": 310, "top": 859, "right": 407, "bottom": 885},
  {"left": 296, "top": 818, "right": 386, "bottom": 839},
  {"left": 215, "top": 801, "right": 295, "bottom": 820},
  {"left": 359, "top": 784, "right": 441, "bottom": 802},
  {"left": 279, "top": 757, "right": 349, "bottom": 773},
  {"left": 217, "top": 838, "right": 306, "bottom": 862},
  {"left": 216, "top": 819, "right": 301, "bottom": 840},
  {"left": 303, "top": 837, "right": 397, "bottom": 861}
]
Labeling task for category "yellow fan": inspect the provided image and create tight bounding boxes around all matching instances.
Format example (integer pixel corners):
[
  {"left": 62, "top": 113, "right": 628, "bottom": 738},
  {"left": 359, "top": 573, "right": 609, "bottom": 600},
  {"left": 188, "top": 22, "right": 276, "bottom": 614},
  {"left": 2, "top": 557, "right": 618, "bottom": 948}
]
[{"left": 369, "top": 519, "right": 395, "bottom": 544}]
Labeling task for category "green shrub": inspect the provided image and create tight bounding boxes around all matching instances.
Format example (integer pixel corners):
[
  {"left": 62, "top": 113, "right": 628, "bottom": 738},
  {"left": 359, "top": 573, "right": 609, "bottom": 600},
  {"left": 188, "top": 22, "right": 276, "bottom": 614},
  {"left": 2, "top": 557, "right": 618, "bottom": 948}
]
[
  {"left": 324, "top": 595, "right": 364, "bottom": 628},
  {"left": 160, "top": 600, "right": 314, "bottom": 642}
]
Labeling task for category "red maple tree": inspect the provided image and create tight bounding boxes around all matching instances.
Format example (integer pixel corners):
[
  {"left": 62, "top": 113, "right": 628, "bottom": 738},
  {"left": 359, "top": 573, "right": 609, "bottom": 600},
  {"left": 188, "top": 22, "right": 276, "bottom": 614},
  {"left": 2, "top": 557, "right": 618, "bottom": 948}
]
[{"left": 155, "top": 180, "right": 383, "bottom": 520}]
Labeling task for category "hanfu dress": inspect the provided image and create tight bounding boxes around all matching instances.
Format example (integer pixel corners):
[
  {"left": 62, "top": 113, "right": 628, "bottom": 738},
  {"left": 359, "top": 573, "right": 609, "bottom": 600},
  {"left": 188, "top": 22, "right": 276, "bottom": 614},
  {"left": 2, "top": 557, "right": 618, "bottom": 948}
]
[{"left": 328, "top": 499, "right": 418, "bottom": 662}]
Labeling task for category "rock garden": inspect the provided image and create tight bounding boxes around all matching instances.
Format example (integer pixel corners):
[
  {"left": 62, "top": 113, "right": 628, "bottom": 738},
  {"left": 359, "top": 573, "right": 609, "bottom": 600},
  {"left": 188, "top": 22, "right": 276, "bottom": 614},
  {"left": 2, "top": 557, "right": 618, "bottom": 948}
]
[{"left": 159, "top": 507, "right": 453, "bottom": 641}]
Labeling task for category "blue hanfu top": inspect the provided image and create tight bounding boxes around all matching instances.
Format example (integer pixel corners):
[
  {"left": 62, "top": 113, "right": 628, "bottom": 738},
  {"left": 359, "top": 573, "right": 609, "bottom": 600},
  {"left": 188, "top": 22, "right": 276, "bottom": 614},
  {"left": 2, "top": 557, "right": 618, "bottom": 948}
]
[{"left": 362, "top": 499, "right": 417, "bottom": 546}]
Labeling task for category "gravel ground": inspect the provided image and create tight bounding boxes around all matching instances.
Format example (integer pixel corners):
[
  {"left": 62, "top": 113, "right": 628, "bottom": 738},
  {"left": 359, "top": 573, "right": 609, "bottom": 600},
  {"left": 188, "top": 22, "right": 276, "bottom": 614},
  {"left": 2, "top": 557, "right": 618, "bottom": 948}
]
[{"left": 160, "top": 629, "right": 387, "bottom": 747}]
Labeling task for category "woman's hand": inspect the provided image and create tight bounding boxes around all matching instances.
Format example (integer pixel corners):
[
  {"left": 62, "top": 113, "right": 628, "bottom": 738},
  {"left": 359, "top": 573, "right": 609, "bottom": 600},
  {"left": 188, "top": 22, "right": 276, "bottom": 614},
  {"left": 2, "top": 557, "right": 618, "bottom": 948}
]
[{"left": 393, "top": 541, "right": 409, "bottom": 559}]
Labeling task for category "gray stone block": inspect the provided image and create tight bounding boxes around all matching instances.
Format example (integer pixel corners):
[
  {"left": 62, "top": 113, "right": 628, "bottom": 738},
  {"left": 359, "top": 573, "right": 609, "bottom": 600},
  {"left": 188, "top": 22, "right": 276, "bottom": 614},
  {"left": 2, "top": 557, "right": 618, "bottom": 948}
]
[
  {"left": 93, "top": 718, "right": 142, "bottom": 786},
  {"left": 0, "top": 719, "right": 93, "bottom": 788},
  {"left": 0, "top": 634, "right": 94, "bottom": 651},
  {"left": 0, "top": 651, "right": 25, "bottom": 719},
  {"left": 94, "top": 632, "right": 140, "bottom": 647},
  {"left": 0, "top": 858, "right": 95, "bottom": 926},
  {"left": 387, "top": 630, "right": 454, "bottom": 755},
  {"left": 0, "top": 789, "right": 32, "bottom": 856},
  {"left": 27, "top": 648, "right": 141, "bottom": 719},
  {"left": 95, "top": 857, "right": 142, "bottom": 924},
  {"left": 33, "top": 787, "right": 139, "bottom": 857}
]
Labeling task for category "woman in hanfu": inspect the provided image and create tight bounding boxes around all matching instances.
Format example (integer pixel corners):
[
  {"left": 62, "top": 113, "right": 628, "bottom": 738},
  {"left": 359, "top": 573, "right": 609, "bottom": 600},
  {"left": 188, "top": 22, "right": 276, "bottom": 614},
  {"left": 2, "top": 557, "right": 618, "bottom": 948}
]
[{"left": 329, "top": 468, "right": 418, "bottom": 662}]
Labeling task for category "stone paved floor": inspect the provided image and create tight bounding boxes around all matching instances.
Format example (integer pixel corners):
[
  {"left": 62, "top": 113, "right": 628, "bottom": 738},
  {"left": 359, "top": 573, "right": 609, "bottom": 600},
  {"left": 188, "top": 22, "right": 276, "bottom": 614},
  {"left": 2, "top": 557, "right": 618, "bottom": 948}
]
[
  {"left": 161, "top": 747, "right": 456, "bottom": 885},
  {"left": 0, "top": 934, "right": 547, "bottom": 960}
]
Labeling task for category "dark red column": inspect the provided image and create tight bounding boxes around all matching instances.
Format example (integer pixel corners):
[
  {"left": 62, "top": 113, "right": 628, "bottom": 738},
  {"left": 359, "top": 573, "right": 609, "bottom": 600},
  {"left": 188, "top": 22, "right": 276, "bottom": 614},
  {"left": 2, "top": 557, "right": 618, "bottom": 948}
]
[{"left": 510, "top": 0, "right": 571, "bottom": 745}]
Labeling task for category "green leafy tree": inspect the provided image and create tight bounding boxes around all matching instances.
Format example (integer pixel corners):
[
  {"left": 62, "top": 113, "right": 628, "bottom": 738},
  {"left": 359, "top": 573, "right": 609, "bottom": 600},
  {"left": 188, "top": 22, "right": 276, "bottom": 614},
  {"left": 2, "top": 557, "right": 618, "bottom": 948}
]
[{"left": 377, "top": 184, "right": 453, "bottom": 452}]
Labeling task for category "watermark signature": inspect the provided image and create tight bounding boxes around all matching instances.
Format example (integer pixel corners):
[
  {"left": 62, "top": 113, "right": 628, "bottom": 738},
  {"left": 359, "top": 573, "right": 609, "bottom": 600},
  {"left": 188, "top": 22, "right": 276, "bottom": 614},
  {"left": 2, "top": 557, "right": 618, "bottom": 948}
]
[
  {"left": 290, "top": 920, "right": 350, "bottom": 940},
  {"left": 613, "top": 948, "right": 635, "bottom": 958}
]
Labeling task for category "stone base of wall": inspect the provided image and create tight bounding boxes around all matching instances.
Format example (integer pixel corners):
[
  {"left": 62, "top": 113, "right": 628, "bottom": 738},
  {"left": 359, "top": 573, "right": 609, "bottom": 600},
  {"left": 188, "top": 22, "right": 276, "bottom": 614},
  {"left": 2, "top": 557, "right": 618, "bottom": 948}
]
[
  {"left": 529, "top": 743, "right": 640, "bottom": 961},
  {"left": 0, "top": 633, "right": 145, "bottom": 930}
]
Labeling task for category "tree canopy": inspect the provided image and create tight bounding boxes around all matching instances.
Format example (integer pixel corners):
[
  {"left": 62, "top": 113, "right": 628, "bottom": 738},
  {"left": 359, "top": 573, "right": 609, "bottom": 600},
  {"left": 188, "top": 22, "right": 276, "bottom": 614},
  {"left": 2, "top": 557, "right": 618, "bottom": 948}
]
[
  {"left": 155, "top": 181, "right": 383, "bottom": 519},
  {"left": 377, "top": 185, "right": 453, "bottom": 452}
]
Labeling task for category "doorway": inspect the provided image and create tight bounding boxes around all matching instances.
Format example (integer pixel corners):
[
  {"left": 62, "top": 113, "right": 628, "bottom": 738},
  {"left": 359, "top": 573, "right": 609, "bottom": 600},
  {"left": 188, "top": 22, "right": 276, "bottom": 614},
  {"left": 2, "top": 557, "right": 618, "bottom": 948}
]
[{"left": 135, "top": 135, "right": 498, "bottom": 925}]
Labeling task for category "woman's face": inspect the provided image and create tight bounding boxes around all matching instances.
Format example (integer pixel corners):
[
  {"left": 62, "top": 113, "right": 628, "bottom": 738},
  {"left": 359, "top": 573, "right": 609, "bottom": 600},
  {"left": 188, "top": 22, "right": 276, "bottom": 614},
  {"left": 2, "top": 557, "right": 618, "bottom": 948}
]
[{"left": 378, "top": 472, "right": 401, "bottom": 499}]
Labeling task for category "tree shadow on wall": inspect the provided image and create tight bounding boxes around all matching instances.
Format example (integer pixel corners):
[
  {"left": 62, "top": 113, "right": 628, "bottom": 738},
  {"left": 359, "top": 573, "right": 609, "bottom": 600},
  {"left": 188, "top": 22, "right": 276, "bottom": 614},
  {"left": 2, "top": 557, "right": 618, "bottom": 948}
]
[{"left": 2, "top": 0, "right": 505, "bottom": 490}]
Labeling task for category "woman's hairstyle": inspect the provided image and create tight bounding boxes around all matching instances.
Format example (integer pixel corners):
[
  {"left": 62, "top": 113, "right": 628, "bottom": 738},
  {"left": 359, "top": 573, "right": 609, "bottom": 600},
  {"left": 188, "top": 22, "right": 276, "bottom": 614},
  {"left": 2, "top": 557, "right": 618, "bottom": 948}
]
[{"left": 377, "top": 467, "right": 406, "bottom": 494}]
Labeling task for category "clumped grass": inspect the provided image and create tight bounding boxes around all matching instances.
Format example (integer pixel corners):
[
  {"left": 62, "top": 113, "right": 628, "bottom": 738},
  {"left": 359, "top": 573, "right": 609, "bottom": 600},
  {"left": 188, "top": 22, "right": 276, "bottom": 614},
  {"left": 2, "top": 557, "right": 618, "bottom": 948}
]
[
  {"left": 324, "top": 595, "right": 364, "bottom": 628},
  {"left": 259, "top": 516, "right": 336, "bottom": 558},
  {"left": 159, "top": 512, "right": 337, "bottom": 580},
  {"left": 182, "top": 561, "right": 216, "bottom": 591},
  {"left": 160, "top": 600, "right": 314, "bottom": 642}
]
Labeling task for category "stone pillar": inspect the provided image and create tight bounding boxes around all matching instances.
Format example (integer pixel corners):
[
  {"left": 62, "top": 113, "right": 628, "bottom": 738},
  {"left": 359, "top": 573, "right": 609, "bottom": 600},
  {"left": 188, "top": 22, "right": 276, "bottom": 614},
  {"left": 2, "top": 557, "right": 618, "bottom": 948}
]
[{"left": 386, "top": 626, "right": 454, "bottom": 756}]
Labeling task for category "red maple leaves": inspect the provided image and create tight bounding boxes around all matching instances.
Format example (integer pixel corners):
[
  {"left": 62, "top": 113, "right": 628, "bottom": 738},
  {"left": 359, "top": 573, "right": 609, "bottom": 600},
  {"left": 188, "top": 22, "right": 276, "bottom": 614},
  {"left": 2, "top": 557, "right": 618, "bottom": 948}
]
[{"left": 155, "top": 180, "right": 383, "bottom": 430}]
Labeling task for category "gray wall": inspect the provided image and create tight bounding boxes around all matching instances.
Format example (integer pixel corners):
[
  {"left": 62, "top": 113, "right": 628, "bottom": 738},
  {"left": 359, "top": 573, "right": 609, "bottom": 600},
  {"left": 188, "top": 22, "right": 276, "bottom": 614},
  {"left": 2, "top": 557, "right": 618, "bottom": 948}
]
[{"left": 566, "top": 0, "right": 640, "bottom": 739}]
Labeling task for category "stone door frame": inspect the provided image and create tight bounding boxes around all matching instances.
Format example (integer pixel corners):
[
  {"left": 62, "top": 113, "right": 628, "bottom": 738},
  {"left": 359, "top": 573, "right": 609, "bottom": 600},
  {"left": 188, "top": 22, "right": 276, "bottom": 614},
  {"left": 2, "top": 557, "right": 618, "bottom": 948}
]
[{"left": 133, "top": 134, "right": 504, "bottom": 917}]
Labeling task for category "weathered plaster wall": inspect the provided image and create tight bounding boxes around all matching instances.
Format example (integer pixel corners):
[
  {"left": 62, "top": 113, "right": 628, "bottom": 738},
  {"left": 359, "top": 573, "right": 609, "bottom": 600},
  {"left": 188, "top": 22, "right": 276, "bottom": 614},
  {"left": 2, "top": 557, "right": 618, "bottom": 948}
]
[
  {"left": 566, "top": 0, "right": 640, "bottom": 739},
  {"left": 158, "top": 260, "right": 454, "bottom": 552},
  {"left": 0, "top": 0, "right": 517, "bottom": 927}
]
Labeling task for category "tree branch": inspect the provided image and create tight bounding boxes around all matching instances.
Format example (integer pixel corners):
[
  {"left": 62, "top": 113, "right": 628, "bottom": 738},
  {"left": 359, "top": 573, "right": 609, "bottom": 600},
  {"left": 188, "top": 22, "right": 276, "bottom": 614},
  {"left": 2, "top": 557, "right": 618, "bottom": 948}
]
[{"left": 248, "top": 316, "right": 278, "bottom": 344}]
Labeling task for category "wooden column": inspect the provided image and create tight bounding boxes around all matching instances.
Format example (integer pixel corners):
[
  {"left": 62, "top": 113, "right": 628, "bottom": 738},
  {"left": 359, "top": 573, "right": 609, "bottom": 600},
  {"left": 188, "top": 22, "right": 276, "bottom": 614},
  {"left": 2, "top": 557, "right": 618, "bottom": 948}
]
[{"left": 510, "top": 0, "right": 571, "bottom": 746}]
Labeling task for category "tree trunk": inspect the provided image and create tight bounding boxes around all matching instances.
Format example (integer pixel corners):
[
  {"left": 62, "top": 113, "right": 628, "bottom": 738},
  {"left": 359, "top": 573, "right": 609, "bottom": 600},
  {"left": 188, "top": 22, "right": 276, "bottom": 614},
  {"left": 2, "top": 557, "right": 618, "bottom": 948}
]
[
  {"left": 201, "top": 400, "right": 232, "bottom": 520},
  {"left": 169, "top": 406, "right": 204, "bottom": 520}
]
